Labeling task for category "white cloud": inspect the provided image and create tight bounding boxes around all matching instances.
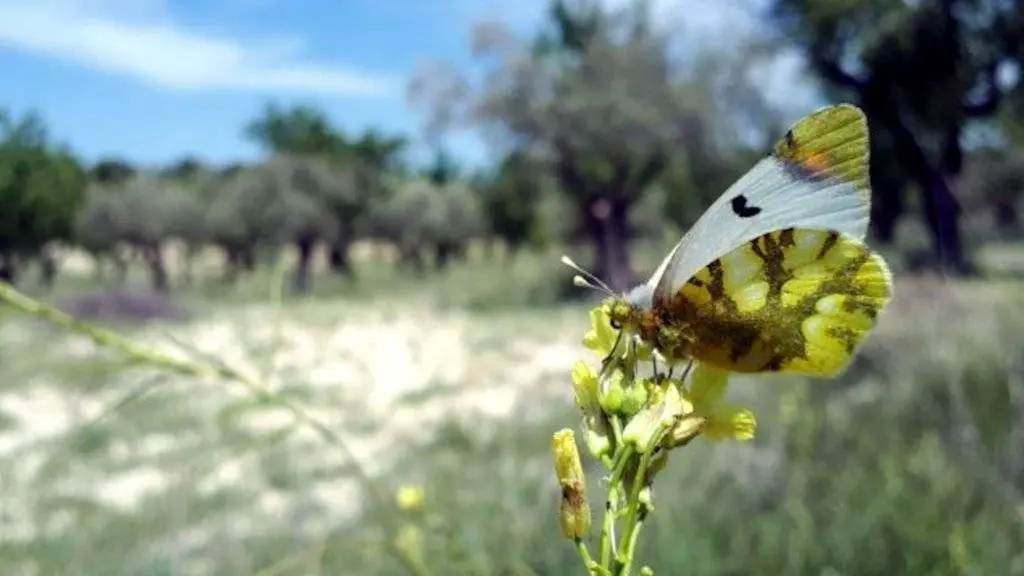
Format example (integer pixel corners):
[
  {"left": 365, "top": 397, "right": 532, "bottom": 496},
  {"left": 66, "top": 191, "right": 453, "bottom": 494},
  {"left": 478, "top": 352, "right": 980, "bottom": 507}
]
[{"left": 0, "top": 0, "right": 398, "bottom": 97}]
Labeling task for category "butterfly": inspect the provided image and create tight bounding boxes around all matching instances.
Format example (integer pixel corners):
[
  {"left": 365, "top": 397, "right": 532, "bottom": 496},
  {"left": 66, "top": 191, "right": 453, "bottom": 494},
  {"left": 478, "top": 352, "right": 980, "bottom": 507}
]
[{"left": 565, "top": 104, "right": 893, "bottom": 378}]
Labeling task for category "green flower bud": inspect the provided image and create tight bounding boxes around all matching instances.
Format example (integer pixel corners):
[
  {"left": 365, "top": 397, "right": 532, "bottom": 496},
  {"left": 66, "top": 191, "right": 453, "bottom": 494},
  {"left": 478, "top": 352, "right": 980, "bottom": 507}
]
[
  {"left": 622, "top": 384, "right": 686, "bottom": 454},
  {"left": 582, "top": 414, "right": 613, "bottom": 459},
  {"left": 600, "top": 370, "right": 626, "bottom": 414},
  {"left": 619, "top": 379, "right": 650, "bottom": 417}
]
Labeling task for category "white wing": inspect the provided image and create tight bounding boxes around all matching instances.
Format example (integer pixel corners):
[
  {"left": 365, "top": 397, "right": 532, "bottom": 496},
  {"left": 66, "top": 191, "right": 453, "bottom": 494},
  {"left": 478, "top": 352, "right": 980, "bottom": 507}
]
[{"left": 650, "top": 104, "right": 871, "bottom": 304}]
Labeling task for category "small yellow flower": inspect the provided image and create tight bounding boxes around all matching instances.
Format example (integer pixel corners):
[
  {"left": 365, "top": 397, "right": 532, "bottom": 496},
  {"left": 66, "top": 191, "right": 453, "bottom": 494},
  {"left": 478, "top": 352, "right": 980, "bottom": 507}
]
[
  {"left": 582, "top": 305, "right": 618, "bottom": 358},
  {"left": 684, "top": 362, "right": 757, "bottom": 442},
  {"left": 571, "top": 360, "right": 601, "bottom": 413},
  {"left": 396, "top": 484, "right": 425, "bottom": 512}
]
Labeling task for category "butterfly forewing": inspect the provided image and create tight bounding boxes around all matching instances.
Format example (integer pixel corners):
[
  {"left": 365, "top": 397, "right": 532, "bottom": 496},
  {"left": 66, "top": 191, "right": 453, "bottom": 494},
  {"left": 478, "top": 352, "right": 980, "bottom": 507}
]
[
  {"left": 666, "top": 228, "right": 892, "bottom": 377},
  {"left": 650, "top": 104, "right": 871, "bottom": 305}
]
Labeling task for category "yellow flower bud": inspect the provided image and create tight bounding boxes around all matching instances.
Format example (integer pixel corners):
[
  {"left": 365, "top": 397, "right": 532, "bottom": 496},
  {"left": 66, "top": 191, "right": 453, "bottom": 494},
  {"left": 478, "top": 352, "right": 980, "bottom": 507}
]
[
  {"left": 571, "top": 360, "right": 601, "bottom": 414},
  {"left": 551, "top": 429, "right": 591, "bottom": 540},
  {"left": 395, "top": 484, "right": 425, "bottom": 512}
]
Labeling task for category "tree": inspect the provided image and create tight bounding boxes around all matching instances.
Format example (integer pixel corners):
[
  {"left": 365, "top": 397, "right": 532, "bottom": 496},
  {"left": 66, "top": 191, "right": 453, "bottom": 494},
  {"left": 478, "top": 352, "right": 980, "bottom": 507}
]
[
  {"left": 769, "top": 0, "right": 1023, "bottom": 274},
  {"left": 475, "top": 150, "right": 544, "bottom": 256},
  {"left": 244, "top": 103, "right": 406, "bottom": 280},
  {"left": 90, "top": 157, "right": 136, "bottom": 185},
  {"left": 409, "top": 0, "right": 782, "bottom": 291},
  {"left": 0, "top": 108, "right": 87, "bottom": 284},
  {"left": 76, "top": 176, "right": 206, "bottom": 291},
  {"left": 368, "top": 177, "right": 483, "bottom": 274},
  {"left": 244, "top": 103, "right": 345, "bottom": 157}
]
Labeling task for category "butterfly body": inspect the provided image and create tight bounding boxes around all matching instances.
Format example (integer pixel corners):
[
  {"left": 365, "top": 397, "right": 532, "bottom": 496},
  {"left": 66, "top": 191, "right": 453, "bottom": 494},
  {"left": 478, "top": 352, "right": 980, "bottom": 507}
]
[{"left": 590, "top": 104, "right": 893, "bottom": 379}]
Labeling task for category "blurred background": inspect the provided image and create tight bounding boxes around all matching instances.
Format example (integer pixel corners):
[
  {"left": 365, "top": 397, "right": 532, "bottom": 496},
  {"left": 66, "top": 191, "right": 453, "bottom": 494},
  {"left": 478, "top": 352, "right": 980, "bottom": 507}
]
[{"left": 1, "top": 0, "right": 1023, "bottom": 574}]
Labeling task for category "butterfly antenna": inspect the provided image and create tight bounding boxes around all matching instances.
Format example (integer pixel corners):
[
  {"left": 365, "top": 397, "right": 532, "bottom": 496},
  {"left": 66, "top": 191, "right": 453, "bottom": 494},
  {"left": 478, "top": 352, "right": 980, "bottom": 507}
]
[
  {"left": 560, "top": 255, "right": 617, "bottom": 298},
  {"left": 678, "top": 359, "right": 695, "bottom": 384}
]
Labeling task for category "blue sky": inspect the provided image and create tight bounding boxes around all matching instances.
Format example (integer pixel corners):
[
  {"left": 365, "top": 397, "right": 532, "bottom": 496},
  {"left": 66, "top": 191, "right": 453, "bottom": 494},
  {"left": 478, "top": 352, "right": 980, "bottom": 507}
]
[{"left": 0, "top": 0, "right": 809, "bottom": 170}]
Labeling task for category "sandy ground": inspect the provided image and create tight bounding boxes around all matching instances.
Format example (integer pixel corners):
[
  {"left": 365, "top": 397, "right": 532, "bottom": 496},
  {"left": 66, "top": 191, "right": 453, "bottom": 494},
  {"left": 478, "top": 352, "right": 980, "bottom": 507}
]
[{"left": 0, "top": 300, "right": 585, "bottom": 548}]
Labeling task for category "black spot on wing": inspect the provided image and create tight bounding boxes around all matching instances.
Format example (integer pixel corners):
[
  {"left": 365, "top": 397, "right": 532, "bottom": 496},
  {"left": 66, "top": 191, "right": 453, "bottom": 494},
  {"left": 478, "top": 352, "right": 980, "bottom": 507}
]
[
  {"left": 816, "top": 231, "right": 840, "bottom": 260},
  {"left": 731, "top": 195, "right": 762, "bottom": 218}
]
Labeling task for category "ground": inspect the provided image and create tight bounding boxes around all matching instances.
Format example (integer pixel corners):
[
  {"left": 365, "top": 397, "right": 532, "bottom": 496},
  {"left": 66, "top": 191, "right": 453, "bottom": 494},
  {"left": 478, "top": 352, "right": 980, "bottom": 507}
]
[{"left": 0, "top": 243, "right": 1022, "bottom": 575}]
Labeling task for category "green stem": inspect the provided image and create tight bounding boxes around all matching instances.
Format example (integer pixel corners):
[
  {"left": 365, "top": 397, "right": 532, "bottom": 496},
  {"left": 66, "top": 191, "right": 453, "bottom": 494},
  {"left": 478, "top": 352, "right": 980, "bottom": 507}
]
[
  {"left": 618, "top": 517, "right": 646, "bottom": 576},
  {"left": 599, "top": 445, "right": 635, "bottom": 571},
  {"left": 575, "top": 539, "right": 598, "bottom": 575},
  {"left": 615, "top": 446, "right": 655, "bottom": 576},
  {"left": 599, "top": 482, "right": 618, "bottom": 569}
]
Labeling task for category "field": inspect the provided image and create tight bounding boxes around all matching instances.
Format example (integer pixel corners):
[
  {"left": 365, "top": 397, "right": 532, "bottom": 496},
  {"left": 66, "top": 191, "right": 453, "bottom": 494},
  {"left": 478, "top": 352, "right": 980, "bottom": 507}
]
[{"left": 1, "top": 243, "right": 1023, "bottom": 576}]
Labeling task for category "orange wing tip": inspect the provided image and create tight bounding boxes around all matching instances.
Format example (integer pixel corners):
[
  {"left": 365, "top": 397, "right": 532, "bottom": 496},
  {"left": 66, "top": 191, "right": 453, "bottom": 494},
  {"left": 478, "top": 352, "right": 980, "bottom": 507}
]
[{"left": 772, "top": 104, "right": 870, "bottom": 195}]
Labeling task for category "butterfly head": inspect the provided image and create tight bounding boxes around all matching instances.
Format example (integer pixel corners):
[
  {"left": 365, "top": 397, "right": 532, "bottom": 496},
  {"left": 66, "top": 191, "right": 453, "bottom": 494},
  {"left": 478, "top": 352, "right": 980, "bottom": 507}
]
[
  {"left": 561, "top": 255, "right": 658, "bottom": 333},
  {"left": 561, "top": 255, "right": 699, "bottom": 365},
  {"left": 610, "top": 287, "right": 697, "bottom": 364}
]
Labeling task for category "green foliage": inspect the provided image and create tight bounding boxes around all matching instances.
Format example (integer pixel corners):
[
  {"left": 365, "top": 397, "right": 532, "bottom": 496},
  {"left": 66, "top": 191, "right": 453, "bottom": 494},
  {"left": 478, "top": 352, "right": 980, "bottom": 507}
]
[
  {"left": 0, "top": 108, "right": 87, "bottom": 255},
  {"left": 475, "top": 151, "right": 544, "bottom": 251},
  {"left": 244, "top": 103, "right": 346, "bottom": 157}
]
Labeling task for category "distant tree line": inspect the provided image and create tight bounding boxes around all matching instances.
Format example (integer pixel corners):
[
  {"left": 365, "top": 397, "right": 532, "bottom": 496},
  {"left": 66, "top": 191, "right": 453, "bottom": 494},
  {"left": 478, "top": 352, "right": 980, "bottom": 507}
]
[{"left": 1, "top": 0, "right": 1023, "bottom": 295}]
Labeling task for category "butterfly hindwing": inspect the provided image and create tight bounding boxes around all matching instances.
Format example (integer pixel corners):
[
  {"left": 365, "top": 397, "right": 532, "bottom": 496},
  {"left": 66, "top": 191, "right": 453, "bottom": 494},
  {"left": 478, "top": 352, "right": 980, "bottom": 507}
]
[
  {"left": 664, "top": 228, "right": 892, "bottom": 377},
  {"left": 650, "top": 104, "right": 871, "bottom": 304}
]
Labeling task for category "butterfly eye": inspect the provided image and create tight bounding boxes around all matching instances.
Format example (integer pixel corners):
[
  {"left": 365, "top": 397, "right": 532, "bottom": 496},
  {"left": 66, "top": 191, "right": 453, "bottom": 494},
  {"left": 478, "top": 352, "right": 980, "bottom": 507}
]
[{"left": 609, "top": 319, "right": 622, "bottom": 330}]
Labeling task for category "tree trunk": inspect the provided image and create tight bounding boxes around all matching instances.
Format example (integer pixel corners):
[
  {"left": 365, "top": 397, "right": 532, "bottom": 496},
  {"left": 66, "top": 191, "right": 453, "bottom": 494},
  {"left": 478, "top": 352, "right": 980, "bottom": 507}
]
[
  {"left": 38, "top": 251, "right": 57, "bottom": 289},
  {"left": 0, "top": 252, "right": 18, "bottom": 285},
  {"left": 328, "top": 237, "right": 356, "bottom": 279},
  {"left": 144, "top": 245, "right": 169, "bottom": 292},
  {"left": 113, "top": 254, "right": 128, "bottom": 285},
  {"left": 92, "top": 254, "right": 106, "bottom": 283},
  {"left": 868, "top": 151, "right": 905, "bottom": 245},
  {"left": 400, "top": 245, "right": 425, "bottom": 276},
  {"left": 993, "top": 201, "right": 1018, "bottom": 230},
  {"left": 180, "top": 245, "right": 196, "bottom": 287},
  {"left": 241, "top": 248, "right": 256, "bottom": 272},
  {"left": 581, "top": 196, "right": 637, "bottom": 293},
  {"left": 865, "top": 92, "right": 967, "bottom": 274},
  {"left": 222, "top": 246, "right": 241, "bottom": 284},
  {"left": 434, "top": 242, "right": 454, "bottom": 271},
  {"left": 292, "top": 238, "right": 315, "bottom": 294}
]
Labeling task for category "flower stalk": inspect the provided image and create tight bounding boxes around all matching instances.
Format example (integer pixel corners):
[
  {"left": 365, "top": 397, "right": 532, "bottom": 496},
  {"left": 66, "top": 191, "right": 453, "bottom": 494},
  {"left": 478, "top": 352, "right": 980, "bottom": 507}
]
[{"left": 554, "top": 303, "right": 759, "bottom": 575}]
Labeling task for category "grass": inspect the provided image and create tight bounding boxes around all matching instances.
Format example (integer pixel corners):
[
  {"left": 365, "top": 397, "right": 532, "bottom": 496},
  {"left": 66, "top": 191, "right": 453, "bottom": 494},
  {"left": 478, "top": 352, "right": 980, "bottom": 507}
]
[{"left": 1, "top": 241, "right": 1024, "bottom": 575}]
